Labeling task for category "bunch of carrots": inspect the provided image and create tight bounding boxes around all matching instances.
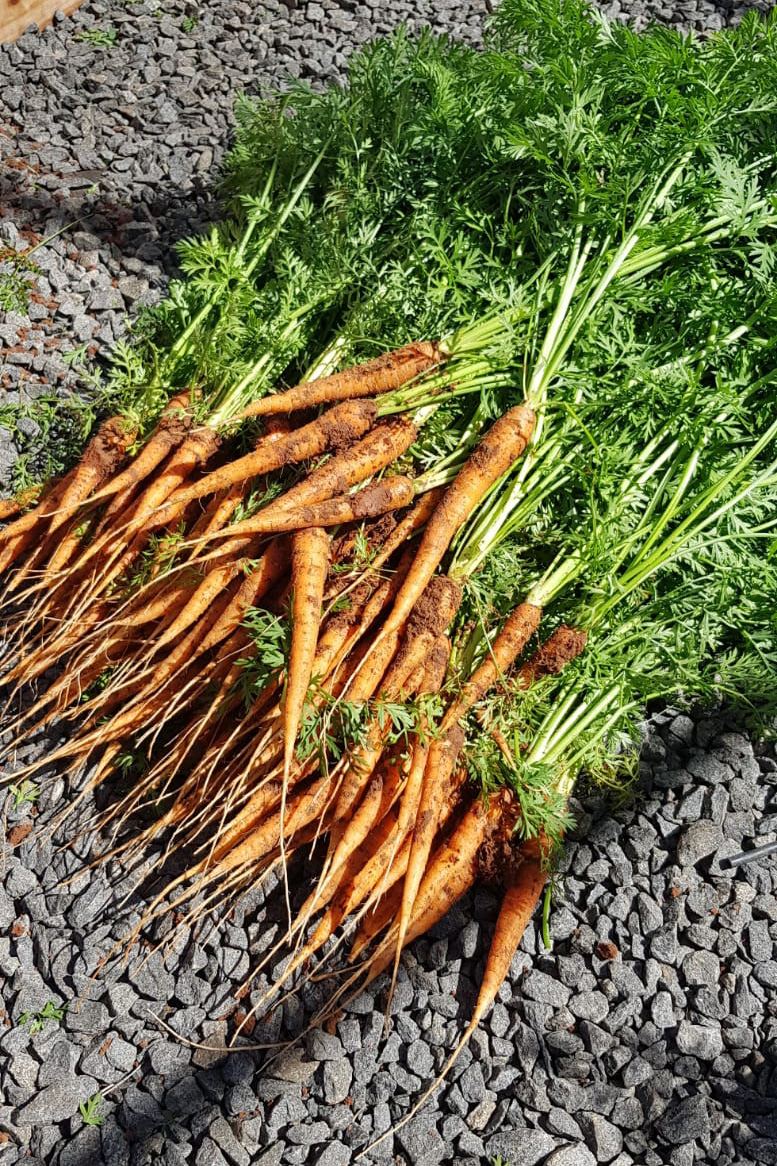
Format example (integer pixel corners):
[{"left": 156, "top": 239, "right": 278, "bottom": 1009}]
[{"left": 3, "top": 0, "right": 777, "bottom": 1142}]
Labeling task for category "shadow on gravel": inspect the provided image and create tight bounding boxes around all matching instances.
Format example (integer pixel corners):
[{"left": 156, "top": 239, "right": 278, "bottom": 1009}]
[{"left": 0, "top": 172, "right": 222, "bottom": 278}]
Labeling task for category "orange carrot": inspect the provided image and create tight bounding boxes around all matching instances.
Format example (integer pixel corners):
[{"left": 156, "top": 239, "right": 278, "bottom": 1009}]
[
  {"left": 330, "top": 577, "right": 460, "bottom": 826},
  {"left": 194, "top": 537, "right": 290, "bottom": 657},
  {"left": 84, "top": 391, "right": 194, "bottom": 507},
  {"left": 233, "top": 342, "right": 442, "bottom": 422},
  {"left": 0, "top": 486, "right": 41, "bottom": 521},
  {"left": 366, "top": 793, "right": 493, "bottom": 980},
  {"left": 201, "top": 476, "right": 416, "bottom": 543},
  {"left": 147, "top": 398, "right": 379, "bottom": 527},
  {"left": 388, "top": 724, "right": 465, "bottom": 977},
  {"left": 248, "top": 415, "right": 418, "bottom": 520},
  {"left": 0, "top": 467, "right": 80, "bottom": 573},
  {"left": 442, "top": 600, "right": 542, "bottom": 730},
  {"left": 379, "top": 406, "right": 536, "bottom": 640},
  {"left": 361, "top": 826, "right": 544, "bottom": 1160},
  {"left": 282, "top": 527, "right": 330, "bottom": 788},
  {"left": 515, "top": 623, "right": 589, "bottom": 686},
  {"left": 46, "top": 415, "right": 137, "bottom": 535},
  {"left": 53, "top": 425, "right": 221, "bottom": 591}
]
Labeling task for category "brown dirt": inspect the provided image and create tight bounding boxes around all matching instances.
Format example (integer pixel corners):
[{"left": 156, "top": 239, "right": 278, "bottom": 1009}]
[
  {"left": 478, "top": 801, "right": 545, "bottom": 888},
  {"left": 82, "top": 414, "right": 138, "bottom": 478},
  {"left": 518, "top": 624, "right": 588, "bottom": 685},
  {"left": 328, "top": 511, "right": 398, "bottom": 571},
  {"left": 349, "top": 477, "right": 414, "bottom": 520},
  {"left": 283, "top": 399, "right": 378, "bottom": 461},
  {"left": 406, "top": 574, "right": 462, "bottom": 640}
]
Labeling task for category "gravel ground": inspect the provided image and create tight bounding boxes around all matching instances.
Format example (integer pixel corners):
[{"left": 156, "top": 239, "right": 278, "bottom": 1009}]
[{"left": 2, "top": 2, "right": 777, "bottom": 1165}]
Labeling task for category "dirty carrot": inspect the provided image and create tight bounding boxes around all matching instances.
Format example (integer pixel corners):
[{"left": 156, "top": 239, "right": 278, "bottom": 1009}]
[{"left": 232, "top": 341, "right": 442, "bottom": 422}]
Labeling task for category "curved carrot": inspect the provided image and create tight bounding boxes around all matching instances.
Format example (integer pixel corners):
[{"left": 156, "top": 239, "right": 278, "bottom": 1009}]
[
  {"left": 442, "top": 600, "right": 542, "bottom": 730},
  {"left": 47, "top": 415, "right": 138, "bottom": 536},
  {"left": 233, "top": 342, "right": 442, "bottom": 422},
  {"left": 363, "top": 829, "right": 544, "bottom": 1160},
  {"left": 195, "top": 537, "right": 290, "bottom": 657},
  {"left": 85, "top": 391, "right": 194, "bottom": 507}
]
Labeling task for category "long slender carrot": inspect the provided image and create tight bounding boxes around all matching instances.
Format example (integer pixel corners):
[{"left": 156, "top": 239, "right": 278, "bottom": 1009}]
[
  {"left": 330, "top": 577, "right": 461, "bottom": 826},
  {"left": 0, "top": 467, "right": 79, "bottom": 573},
  {"left": 194, "top": 537, "right": 290, "bottom": 657},
  {"left": 378, "top": 406, "right": 536, "bottom": 641},
  {"left": 365, "top": 793, "right": 494, "bottom": 981},
  {"left": 388, "top": 724, "right": 464, "bottom": 970},
  {"left": 441, "top": 601, "right": 543, "bottom": 731},
  {"left": 201, "top": 477, "right": 416, "bottom": 543},
  {"left": 387, "top": 599, "right": 541, "bottom": 990},
  {"left": 46, "top": 415, "right": 138, "bottom": 536},
  {"left": 232, "top": 342, "right": 442, "bottom": 422},
  {"left": 282, "top": 527, "right": 331, "bottom": 789},
  {"left": 147, "top": 399, "right": 380, "bottom": 527}
]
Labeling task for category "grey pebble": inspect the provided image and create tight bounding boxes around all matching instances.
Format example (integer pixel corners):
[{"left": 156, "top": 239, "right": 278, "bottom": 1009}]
[
  {"left": 682, "top": 948, "right": 721, "bottom": 987},
  {"left": 675, "top": 1020, "right": 723, "bottom": 1060},
  {"left": 323, "top": 1058, "right": 353, "bottom": 1105},
  {"left": 578, "top": 1112, "right": 623, "bottom": 1163},
  {"left": 14, "top": 1073, "right": 96, "bottom": 1125},
  {"left": 655, "top": 1093, "right": 709, "bottom": 1144},
  {"left": 677, "top": 820, "right": 724, "bottom": 865},
  {"left": 545, "top": 1147, "right": 597, "bottom": 1166},
  {"left": 487, "top": 1128, "right": 558, "bottom": 1165}
]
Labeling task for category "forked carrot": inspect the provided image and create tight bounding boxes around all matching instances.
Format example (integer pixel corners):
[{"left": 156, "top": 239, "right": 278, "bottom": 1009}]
[{"left": 232, "top": 342, "right": 442, "bottom": 422}]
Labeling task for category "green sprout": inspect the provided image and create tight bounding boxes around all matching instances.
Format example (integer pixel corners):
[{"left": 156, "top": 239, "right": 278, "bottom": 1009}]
[
  {"left": 8, "top": 781, "right": 40, "bottom": 811},
  {"left": 18, "top": 1002, "right": 65, "bottom": 1034},
  {"left": 79, "top": 1093, "right": 104, "bottom": 1126},
  {"left": 75, "top": 27, "right": 118, "bottom": 47}
]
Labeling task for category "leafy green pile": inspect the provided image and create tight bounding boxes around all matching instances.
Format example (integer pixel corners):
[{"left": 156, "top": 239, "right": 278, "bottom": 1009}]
[{"left": 3, "top": 2, "right": 777, "bottom": 1126}]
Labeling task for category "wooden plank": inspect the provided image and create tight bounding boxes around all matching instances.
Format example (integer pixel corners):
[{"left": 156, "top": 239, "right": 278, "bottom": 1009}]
[{"left": 1, "top": 0, "right": 85, "bottom": 44}]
